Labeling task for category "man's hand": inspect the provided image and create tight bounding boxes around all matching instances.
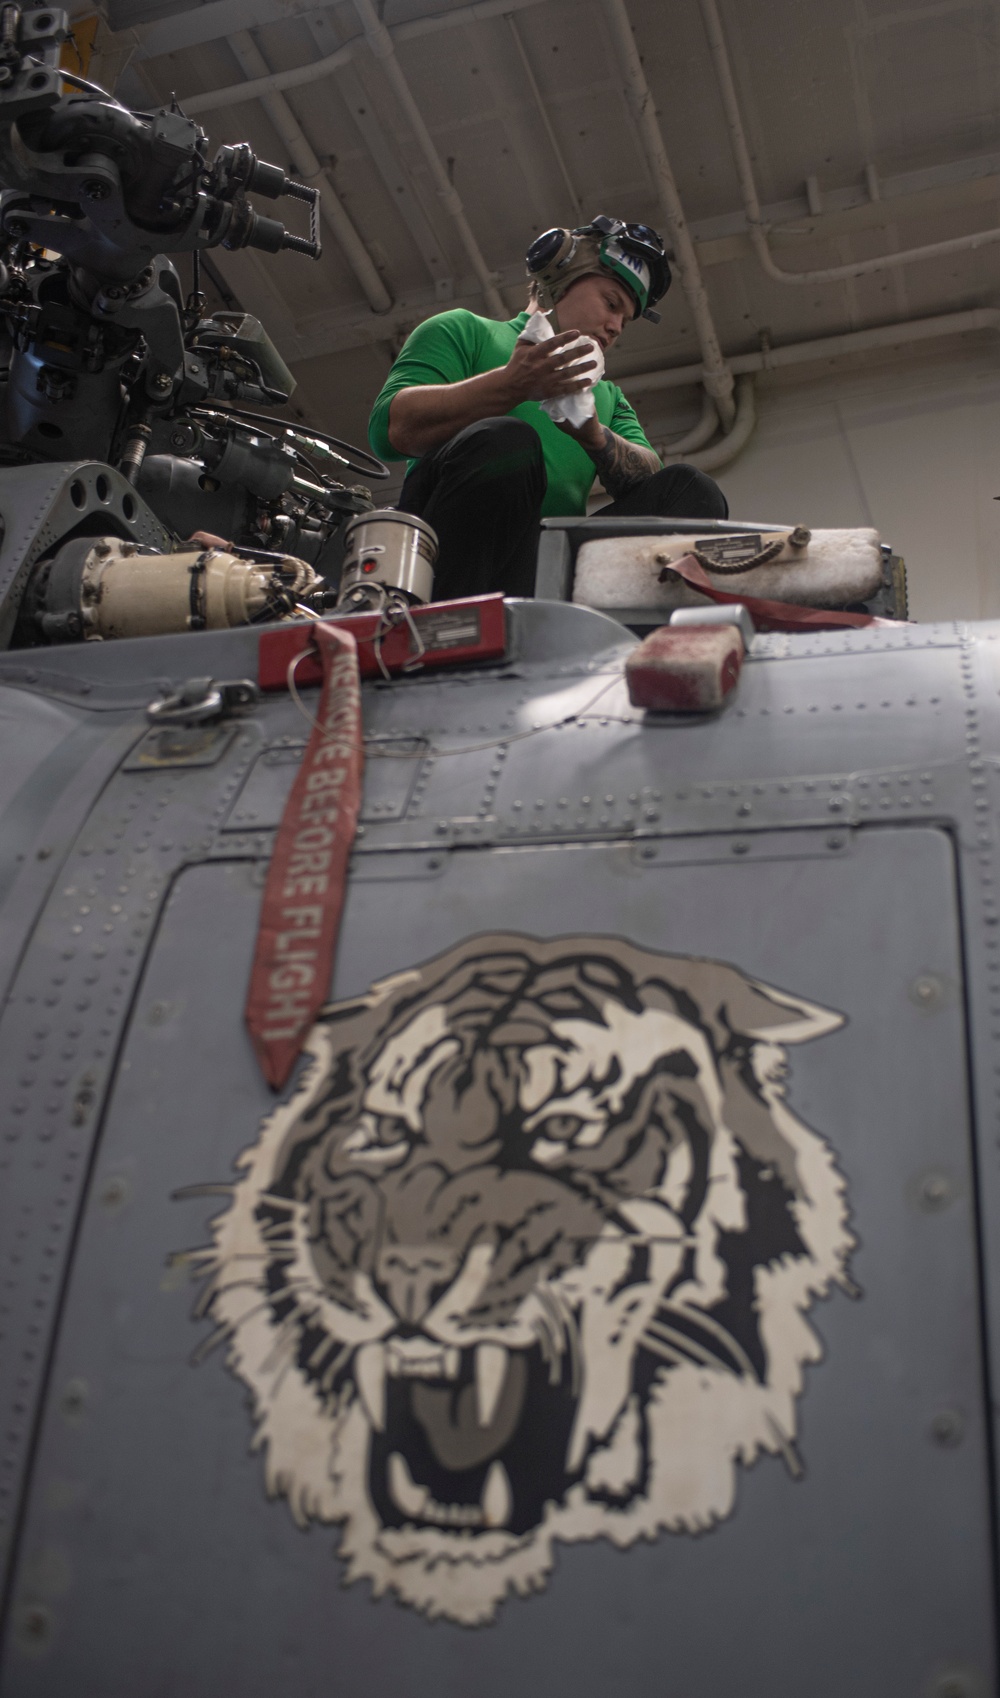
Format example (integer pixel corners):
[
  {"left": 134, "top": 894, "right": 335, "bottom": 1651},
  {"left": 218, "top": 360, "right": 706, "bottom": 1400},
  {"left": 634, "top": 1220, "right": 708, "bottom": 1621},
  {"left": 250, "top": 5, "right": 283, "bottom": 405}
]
[
  {"left": 552, "top": 412, "right": 606, "bottom": 453},
  {"left": 387, "top": 331, "right": 599, "bottom": 457},
  {"left": 501, "top": 329, "right": 599, "bottom": 406}
]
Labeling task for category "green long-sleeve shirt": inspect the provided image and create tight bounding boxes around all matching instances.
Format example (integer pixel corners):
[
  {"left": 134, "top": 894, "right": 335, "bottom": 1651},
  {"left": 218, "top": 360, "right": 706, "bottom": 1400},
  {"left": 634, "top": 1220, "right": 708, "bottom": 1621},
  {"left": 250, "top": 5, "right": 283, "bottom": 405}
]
[{"left": 368, "top": 308, "right": 659, "bottom": 518}]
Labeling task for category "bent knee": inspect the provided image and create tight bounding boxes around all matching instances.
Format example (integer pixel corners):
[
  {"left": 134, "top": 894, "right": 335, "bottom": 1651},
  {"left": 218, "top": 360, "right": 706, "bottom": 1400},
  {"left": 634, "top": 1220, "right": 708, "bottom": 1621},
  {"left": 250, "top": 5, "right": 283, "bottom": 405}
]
[
  {"left": 651, "top": 463, "right": 729, "bottom": 520},
  {"left": 451, "top": 416, "right": 543, "bottom": 462}
]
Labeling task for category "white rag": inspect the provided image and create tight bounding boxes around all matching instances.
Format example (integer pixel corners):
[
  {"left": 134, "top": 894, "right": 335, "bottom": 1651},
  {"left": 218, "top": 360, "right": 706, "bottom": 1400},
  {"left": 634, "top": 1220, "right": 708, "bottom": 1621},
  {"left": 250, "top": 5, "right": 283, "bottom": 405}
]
[{"left": 516, "top": 307, "right": 605, "bottom": 429}]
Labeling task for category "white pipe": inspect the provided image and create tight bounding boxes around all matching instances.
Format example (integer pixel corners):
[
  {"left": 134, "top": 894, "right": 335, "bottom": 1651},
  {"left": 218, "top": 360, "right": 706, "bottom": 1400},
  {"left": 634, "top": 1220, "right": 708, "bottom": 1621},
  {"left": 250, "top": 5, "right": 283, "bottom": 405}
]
[
  {"left": 657, "top": 389, "right": 719, "bottom": 454},
  {"left": 601, "top": 0, "right": 735, "bottom": 430},
  {"left": 624, "top": 306, "right": 1000, "bottom": 395},
  {"left": 668, "top": 375, "right": 755, "bottom": 470},
  {"left": 229, "top": 31, "right": 392, "bottom": 315},
  {"left": 351, "top": 0, "right": 507, "bottom": 319},
  {"left": 699, "top": 0, "right": 1000, "bottom": 286},
  {"left": 183, "top": 0, "right": 547, "bottom": 116}
]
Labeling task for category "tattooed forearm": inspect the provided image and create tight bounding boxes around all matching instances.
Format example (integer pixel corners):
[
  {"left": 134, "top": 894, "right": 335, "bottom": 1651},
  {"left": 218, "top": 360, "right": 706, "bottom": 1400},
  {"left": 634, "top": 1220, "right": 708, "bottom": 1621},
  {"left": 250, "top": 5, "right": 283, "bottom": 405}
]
[{"left": 584, "top": 428, "right": 661, "bottom": 500}]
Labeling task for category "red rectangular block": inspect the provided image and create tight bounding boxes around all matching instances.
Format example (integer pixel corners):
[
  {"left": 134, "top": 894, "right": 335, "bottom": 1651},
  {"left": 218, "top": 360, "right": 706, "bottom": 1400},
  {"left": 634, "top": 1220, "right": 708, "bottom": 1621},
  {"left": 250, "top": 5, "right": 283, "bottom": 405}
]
[
  {"left": 258, "top": 593, "right": 507, "bottom": 690},
  {"left": 626, "top": 624, "right": 745, "bottom": 712}
]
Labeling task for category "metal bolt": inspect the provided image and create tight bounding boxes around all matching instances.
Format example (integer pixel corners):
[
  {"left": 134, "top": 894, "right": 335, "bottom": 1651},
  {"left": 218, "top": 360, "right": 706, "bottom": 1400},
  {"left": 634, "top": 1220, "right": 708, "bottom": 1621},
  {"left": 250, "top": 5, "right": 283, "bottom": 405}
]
[
  {"left": 15, "top": 1603, "right": 52, "bottom": 1650},
  {"left": 60, "top": 1377, "right": 87, "bottom": 1421},
  {"left": 929, "top": 1408, "right": 965, "bottom": 1447},
  {"left": 100, "top": 1175, "right": 128, "bottom": 1211},
  {"left": 910, "top": 974, "right": 944, "bottom": 1009},
  {"left": 918, "top": 1170, "right": 954, "bottom": 1212},
  {"left": 152, "top": 371, "right": 173, "bottom": 393}
]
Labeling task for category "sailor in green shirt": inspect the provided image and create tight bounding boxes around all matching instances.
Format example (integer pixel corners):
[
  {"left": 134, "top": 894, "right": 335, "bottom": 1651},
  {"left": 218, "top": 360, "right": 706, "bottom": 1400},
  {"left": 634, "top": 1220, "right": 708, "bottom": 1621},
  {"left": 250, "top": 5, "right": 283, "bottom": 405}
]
[{"left": 368, "top": 215, "right": 727, "bottom": 601}]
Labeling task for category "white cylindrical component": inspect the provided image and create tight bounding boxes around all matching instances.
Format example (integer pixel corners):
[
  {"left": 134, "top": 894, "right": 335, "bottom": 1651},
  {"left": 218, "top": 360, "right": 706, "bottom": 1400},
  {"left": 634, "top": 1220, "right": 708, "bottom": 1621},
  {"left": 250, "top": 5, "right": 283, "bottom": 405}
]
[
  {"left": 676, "top": 373, "right": 756, "bottom": 470},
  {"left": 229, "top": 31, "right": 392, "bottom": 315},
  {"left": 698, "top": 0, "right": 1000, "bottom": 286},
  {"left": 340, "top": 509, "right": 438, "bottom": 604},
  {"left": 74, "top": 540, "right": 319, "bottom": 640},
  {"left": 656, "top": 390, "right": 719, "bottom": 456},
  {"left": 351, "top": 0, "right": 508, "bottom": 319},
  {"left": 601, "top": 0, "right": 735, "bottom": 429},
  {"left": 625, "top": 306, "right": 1000, "bottom": 396}
]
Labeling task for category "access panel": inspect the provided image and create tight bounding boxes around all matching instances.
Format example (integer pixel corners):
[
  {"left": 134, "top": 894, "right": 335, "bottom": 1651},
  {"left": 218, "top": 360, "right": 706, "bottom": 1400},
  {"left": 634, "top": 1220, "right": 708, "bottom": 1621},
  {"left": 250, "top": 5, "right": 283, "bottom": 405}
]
[{"left": 2, "top": 827, "right": 992, "bottom": 1698}]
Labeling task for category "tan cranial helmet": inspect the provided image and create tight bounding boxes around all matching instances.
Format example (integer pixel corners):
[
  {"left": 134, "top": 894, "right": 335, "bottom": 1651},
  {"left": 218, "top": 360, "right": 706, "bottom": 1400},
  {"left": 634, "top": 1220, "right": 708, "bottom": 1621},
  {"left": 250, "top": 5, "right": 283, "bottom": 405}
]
[{"left": 525, "top": 216, "right": 670, "bottom": 323}]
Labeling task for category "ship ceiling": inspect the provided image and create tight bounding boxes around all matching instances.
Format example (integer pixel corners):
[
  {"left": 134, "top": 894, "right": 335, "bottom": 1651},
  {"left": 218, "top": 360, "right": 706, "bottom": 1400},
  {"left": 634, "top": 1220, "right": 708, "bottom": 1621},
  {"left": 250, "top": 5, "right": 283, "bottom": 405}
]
[{"left": 85, "top": 0, "right": 1000, "bottom": 478}]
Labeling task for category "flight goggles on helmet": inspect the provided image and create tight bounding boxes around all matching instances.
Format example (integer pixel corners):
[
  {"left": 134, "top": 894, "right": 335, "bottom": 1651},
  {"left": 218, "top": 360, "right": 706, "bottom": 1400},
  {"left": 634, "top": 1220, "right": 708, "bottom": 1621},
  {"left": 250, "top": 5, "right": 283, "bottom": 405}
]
[{"left": 525, "top": 214, "right": 670, "bottom": 322}]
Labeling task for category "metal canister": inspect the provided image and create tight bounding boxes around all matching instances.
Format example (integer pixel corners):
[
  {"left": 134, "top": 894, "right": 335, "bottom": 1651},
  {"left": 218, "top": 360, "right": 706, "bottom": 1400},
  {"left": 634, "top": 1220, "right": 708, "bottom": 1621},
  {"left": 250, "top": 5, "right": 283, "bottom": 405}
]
[{"left": 340, "top": 509, "right": 438, "bottom": 605}]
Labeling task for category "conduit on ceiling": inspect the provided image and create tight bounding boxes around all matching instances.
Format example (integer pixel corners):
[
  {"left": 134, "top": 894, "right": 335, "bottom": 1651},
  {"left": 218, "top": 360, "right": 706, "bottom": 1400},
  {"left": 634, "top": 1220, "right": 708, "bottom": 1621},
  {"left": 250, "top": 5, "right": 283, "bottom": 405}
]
[
  {"left": 601, "top": 0, "right": 736, "bottom": 433},
  {"left": 628, "top": 307, "right": 1000, "bottom": 395},
  {"left": 698, "top": 0, "right": 1000, "bottom": 286},
  {"left": 657, "top": 389, "right": 719, "bottom": 457},
  {"left": 351, "top": 0, "right": 507, "bottom": 319},
  {"left": 182, "top": 0, "right": 549, "bottom": 116}
]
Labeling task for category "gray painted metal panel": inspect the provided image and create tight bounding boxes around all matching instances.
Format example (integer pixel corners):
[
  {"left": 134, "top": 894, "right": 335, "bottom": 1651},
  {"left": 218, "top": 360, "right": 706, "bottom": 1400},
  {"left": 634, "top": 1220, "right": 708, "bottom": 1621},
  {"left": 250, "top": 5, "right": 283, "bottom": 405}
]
[
  {"left": 2, "top": 605, "right": 1000, "bottom": 1697},
  {"left": 0, "top": 464, "right": 170, "bottom": 646},
  {"left": 0, "top": 828, "right": 993, "bottom": 1697}
]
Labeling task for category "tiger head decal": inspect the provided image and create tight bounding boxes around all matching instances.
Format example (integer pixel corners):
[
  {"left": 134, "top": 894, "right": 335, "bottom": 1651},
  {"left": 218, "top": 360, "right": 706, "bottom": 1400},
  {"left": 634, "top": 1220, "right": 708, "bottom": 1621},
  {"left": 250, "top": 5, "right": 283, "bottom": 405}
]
[{"left": 193, "top": 935, "right": 853, "bottom": 1624}]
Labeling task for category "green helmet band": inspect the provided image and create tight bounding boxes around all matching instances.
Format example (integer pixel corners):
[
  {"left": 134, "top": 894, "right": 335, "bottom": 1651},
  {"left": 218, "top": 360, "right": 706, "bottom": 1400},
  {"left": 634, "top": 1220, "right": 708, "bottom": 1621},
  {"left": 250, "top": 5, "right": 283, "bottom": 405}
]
[{"left": 597, "top": 236, "right": 651, "bottom": 315}]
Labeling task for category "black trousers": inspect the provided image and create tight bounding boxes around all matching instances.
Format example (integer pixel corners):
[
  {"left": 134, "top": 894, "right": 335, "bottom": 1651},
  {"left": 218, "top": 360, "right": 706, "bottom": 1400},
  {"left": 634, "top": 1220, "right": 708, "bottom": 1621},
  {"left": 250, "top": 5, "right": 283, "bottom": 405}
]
[{"left": 397, "top": 415, "right": 729, "bottom": 601}]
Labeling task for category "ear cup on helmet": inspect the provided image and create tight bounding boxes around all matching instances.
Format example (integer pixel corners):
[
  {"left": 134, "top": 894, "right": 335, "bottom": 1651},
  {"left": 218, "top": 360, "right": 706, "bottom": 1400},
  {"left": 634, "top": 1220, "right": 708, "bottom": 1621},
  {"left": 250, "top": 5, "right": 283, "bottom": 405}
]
[{"left": 525, "top": 227, "right": 573, "bottom": 274}]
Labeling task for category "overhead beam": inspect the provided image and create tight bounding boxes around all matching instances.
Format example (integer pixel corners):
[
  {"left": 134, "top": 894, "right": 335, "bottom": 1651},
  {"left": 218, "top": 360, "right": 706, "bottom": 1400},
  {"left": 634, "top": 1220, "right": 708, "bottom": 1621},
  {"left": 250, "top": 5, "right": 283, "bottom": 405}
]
[
  {"left": 292, "top": 261, "right": 530, "bottom": 359},
  {"left": 505, "top": 12, "right": 583, "bottom": 221},
  {"left": 601, "top": 0, "right": 735, "bottom": 426},
  {"left": 134, "top": 0, "right": 299, "bottom": 58},
  {"left": 146, "top": 0, "right": 549, "bottom": 113},
  {"left": 623, "top": 307, "right": 1000, "bottom": 396},
  {"left": 274, "top": 150, "right": 1000, "bottom": 365},
  {"left": 300, "top": 7, "right": 454, "bottom": 298},
  {"left": 697, "top": 0, "right": 1000, "bottom": 288},
  {"left": 693, "top": 151, "right": 1000, "bottom": 267},
  {"left": 350, "top": 0, "right": 507, "bottom": 318},
  {"left": 228, "top": 28, "right": 393, "bottom": 314}
]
